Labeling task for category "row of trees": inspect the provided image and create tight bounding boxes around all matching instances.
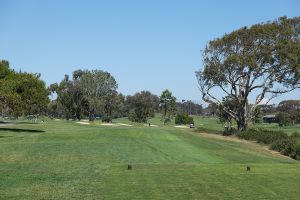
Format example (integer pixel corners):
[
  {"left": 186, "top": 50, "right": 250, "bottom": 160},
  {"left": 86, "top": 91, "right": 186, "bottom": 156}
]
[
  {"left": 3, "top": 16, "right": 299, "bottom": 130},
  {"left": 2, "top": 57, "right": 297, "bottom": 128},
  {"left": 205, "top": 99, "right": 300, "bottom": 127},
  {"left": 48, "top": 70, "right": 120, "bottom": 121},
  {"left": 1, "top": 61, "right": 196, "bottom": 124},
  {"left": 46, "top": 69, "right": 181, "bottom": 123}
]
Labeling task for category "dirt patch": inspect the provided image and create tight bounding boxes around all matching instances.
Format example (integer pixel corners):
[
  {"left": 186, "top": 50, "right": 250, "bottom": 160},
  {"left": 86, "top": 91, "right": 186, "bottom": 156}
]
[
  {"left": 174, "top": 125, "right": 189, "bottom": 128},
  {"left": 117, "top": 123, "right": 133, "bottom": 127},
  {"left": 144, "top": 124, "right": 158, "bottom": 127},
  {"left": 101, "top": 123, "right": 118, "bottom": 126}
]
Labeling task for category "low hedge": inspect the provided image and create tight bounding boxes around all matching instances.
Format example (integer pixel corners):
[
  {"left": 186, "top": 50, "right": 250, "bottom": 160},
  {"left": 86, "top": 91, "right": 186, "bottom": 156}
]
[
  {"left": 270, "top": 138, "right": 298, "bottom": 159},
  {"left": 296, "top": 141, "right": 300, "bottom": 160},
  {"left": 237, "top": 129, "right": 300, "bottom": 160},
  {"left": 237, "top": 129, "right": 287, "bottom": 144},
  {"left": 196, "top": 127, "right": 300, "bottom": 160}
]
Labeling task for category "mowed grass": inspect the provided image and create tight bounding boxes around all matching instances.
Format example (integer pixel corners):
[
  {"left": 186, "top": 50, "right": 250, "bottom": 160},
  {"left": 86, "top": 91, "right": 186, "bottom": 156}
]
[{"left": 0, "top": 119, "right": 299, "bottom": 199}]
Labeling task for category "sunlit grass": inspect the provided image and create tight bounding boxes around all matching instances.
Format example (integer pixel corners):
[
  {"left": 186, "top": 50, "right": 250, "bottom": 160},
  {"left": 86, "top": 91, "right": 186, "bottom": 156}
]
[{"left": 0, "top": 120, "right": 299, "bottom": 199}]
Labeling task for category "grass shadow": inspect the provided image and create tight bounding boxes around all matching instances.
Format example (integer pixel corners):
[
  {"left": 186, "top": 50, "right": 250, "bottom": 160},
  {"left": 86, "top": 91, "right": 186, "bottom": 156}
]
[
  {"left": 0, "top": 135, "right": 13, "bottom": 138},
  {"left": 0, "top": 121, "right": 15, "bottom": 124},
  {"left": 0, "top": 128, "right": 45, "bottom": 133},
  {"left": 0, "top": 121, "right": 39, "bottom": 125}
]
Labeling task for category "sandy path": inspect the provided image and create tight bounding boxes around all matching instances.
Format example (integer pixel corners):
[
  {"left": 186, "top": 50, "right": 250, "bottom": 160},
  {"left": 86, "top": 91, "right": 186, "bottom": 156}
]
[
  {"left": 144, "top": 124, "right": 158, "bottom": 127},
  {"left": 76, "top": 121, "right": 90, "bottom": 125},
  {"left": 101, "top": 123, "right": 118, "bottom": 126},
  {"left": 117, "top": 123, "right": 133, "bottom": 127},
  {"left": 174, "top": 125, "right": 189, "bottom": 128}
]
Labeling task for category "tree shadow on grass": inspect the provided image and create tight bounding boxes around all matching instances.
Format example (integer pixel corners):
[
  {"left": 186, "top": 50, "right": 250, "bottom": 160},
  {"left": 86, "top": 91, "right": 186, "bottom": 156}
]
[
  {"left": 0, "top": 121, "right": 15, "bottom": 124},
  {"left": 0, "top": 128, "right": 45, "bottom": 133},
  {"left": 0, "top": 121, "right": 39, "bottom": 125},
  {"left": 0, "top": 135, "right": 13, "bottom": 138}
]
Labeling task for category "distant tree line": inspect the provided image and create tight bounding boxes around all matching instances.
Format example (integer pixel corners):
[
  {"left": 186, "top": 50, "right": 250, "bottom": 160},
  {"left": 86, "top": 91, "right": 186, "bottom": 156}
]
[
  {"left": 3, "top": 17, "right": 299, "bottom": 129},
  {"left": 204, "top": 99, "right": 300, "bottom": 127},
  {"left": 1, "top": 61, "right": 205, "bottom": 124},
  {"left": 48, "top": 69, "right": 120, "bottom": 121},
  {"left": 177, "top": 100, "right": 203, "bottom": 116},
  {"left": 261, "top": 100, "right": 300, "bottom": 126},
  {"left": 45, "top": 69, "right": 202, "bottom": 123}
]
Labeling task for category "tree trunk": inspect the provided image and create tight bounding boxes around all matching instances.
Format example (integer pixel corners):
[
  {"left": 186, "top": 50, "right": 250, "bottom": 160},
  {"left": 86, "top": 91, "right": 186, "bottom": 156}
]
[
  {"left": 76, "top": 109, "right": 81, "bottom": 121},
  {"left": 236, "top": 116, "right": 248, "bottom": 131},
  {"left": 89, "top": 110, "right": 95, "bottom": 121},
  {"left": 237, "top": 121, "right": 247, "bottom": 131},
  {"left": 236, "top": 99, "right": 249, "bottom": 131}
]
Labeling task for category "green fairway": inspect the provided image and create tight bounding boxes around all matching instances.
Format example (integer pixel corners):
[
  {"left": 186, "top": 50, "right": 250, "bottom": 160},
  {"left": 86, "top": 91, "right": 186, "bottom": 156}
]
[{"left": 0, "top": 120, "right": 299, "bottom": 199}]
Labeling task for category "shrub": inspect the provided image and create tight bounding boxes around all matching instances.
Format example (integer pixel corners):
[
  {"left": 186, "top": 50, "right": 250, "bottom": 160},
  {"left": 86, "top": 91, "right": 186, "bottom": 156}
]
[
  {"left": 295, "top": 141, "right": 300, "bottom": 160},
  {"left": 290, "top": 132, "right": 300, "bottom": 138},
  {"left": 175, "top": 113, "right": 194, "bottom": 125},
  {"left": 223, "top": 128, "right": 236, "bottom": 136},
  {"left": 237, "top": 129, "right": 287, "bottom": 144},
  {"left": 270, "top": 138, "right": 297, "bottom": 158},
  {"left": 197, "top": 125, "right": 300, "bottom": 160}
]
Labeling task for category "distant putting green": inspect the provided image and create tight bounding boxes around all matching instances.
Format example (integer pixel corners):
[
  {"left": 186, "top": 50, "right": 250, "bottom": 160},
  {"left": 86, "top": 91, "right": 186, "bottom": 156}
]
[{"left": 0, "top": 119, "right": 299, "bottom": 199}]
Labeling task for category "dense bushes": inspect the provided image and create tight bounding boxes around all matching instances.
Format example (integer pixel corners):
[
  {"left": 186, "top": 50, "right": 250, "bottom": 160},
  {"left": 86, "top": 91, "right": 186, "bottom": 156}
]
[
  {"left": 175, "top": 113, "right": 194, "bottom": 125},
  {"left": 296, "top": 142, "right": 300, "bottom": 160},
  {"left": 223, "top": 128, "right": 237, "bottom": 136},
  {"left": 237, "top": 129, "right": 287, "bottom": 144},
  {"left": 270, "top": 138, "right": 297, "bottom": 158},
  {"left": 237, "top": 129, "right": 300, "bottom": 160}
]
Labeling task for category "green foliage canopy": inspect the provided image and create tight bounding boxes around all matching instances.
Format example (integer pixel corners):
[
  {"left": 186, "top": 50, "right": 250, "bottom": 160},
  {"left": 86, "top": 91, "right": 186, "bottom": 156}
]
[
  {"left": 0, "top": 60, "right": 49, "bottom": 117},
  {"left": 196, "top": 16, "right": 300, "bottom": 131},
  {"left": 127, "top": 91, "right": 158, "bottom": 123},
  {"left": 159, "top": 89, "right": 177, "bottom": 122}
]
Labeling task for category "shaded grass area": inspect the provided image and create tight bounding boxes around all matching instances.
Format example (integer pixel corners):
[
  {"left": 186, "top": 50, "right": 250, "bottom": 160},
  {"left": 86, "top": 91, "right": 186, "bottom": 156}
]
[
  {"left": 0, "top": 120, "right": 299, "bottom": 199},
  {"left": 0, "top": 121, "right": 39, "bottom": 125},
  {"left": 0, "top": 128, "right": 45, "bottom": 133}
]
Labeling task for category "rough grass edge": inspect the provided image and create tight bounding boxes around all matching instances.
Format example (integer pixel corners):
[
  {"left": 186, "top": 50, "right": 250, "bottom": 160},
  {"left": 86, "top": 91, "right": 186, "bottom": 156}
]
[{"left": 196, "top": 127, "right": 300, "bottom": 160}]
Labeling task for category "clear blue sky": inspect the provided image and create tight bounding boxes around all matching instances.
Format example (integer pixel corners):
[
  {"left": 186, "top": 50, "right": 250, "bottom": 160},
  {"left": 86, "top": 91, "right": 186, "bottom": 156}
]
[{"left": 1, "top": 0, "right": 299, "bottom": 104}]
